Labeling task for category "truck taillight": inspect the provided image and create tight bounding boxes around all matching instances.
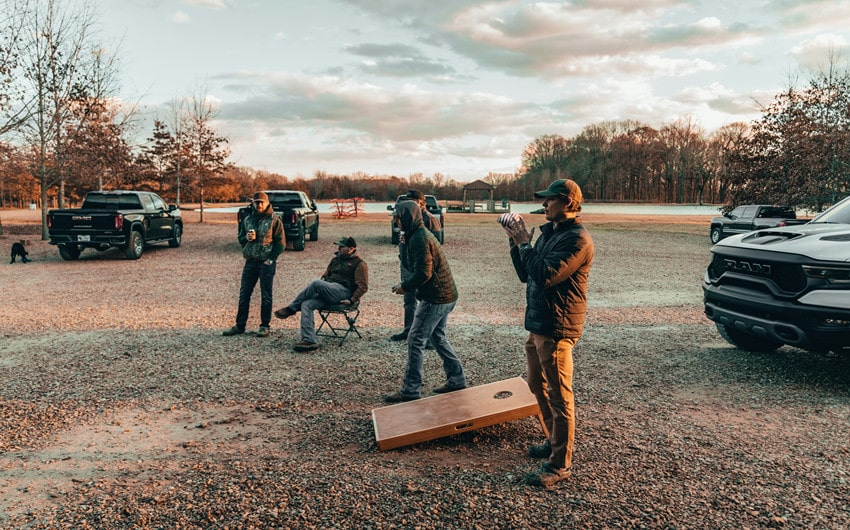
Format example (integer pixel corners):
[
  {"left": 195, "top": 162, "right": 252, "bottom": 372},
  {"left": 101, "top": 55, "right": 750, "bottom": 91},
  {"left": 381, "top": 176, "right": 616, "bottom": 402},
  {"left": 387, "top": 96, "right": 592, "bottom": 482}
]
[
  {"left": 290, "top": 212, "right": 297, "bottom": 224},
  {"left": 114, "top": 214, "right": 124, "bottom": 230},
  {"left": 47, "top": 214, "right": 52, "bottom": 229}
]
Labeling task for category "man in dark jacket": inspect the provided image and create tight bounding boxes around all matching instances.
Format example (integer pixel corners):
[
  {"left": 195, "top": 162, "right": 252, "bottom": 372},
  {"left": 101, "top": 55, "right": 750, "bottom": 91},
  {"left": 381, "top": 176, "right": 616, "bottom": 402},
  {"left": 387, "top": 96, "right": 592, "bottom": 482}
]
[
  {"left": 390, "top": 189, "right": 442, "bottom": 343},
  {"left": 503, "top": 178, "right": 594, "bottom": 488},
  {"left": 384, "top": 201, "right": 467, "bottom": 403},
  {"left": 223, "top": 191, "right": 285, "bottom": 338},
  {"left": 274, "top": 236, "right": 368, "bottom": 352}
]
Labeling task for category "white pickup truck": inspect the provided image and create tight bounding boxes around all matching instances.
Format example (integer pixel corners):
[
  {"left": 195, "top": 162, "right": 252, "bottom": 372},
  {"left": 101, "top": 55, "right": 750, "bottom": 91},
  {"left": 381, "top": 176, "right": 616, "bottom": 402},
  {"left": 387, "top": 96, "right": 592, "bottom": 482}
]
[{"left": 703, "top": 195, "right": 850, "bottom": 354}]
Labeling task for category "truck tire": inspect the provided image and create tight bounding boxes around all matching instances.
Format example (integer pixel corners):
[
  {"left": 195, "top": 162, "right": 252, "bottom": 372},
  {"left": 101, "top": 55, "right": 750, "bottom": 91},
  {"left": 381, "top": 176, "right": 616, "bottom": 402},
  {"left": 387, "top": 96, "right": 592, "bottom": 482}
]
[
  {"left": 710, "top": 226, "right": 723, "bottom": 244},
  {"left": 715, "top": 323, "right": 782, "bottom": 353},
  {"left": 124, "top": 230, "right": 144, "bottom": 259},
  {"left": 391, "top": 229, "right": 399, "bottom": 245},
  {"left": 168, "top": 223, "right": 183, "bottom": 248},
  {"left": 292, "top": 223, "right": 306, "bottom": 251},
  {"left": 58, "top": 245, "right": 82, "bottom": 261},
  {"left": 437, "top": 230, "right": 444, "bottom": 244},
  {"left": 309, "top": 220, "right": 319, "bottom": 241}
]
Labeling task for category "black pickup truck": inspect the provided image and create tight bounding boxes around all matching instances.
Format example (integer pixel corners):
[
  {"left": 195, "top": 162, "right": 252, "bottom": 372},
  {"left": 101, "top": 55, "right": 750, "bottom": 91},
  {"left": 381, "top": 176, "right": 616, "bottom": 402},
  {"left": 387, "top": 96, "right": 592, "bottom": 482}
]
[
  {"left": 709, "top": 204, "right": 805, "bottom": 243},
  {"left": 47, "top": 190, "right": 183, "bottom": 260},
  {"left": 238, "top": 190, "right": 319, "bottom": 251}
]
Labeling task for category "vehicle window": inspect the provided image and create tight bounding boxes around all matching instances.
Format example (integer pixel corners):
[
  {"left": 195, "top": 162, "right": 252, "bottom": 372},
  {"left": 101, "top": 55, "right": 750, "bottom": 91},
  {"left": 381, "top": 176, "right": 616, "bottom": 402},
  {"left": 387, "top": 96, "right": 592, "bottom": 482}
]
[
  {"left": 425, "top": 196, "right": 438, "bottom": 208},
  {"left": 139, "top": 194, "right": 155, "bottom": 211},
  {"left": 758, "top": 207, "right": 794, "bottom": 218},
  {"left": 728, "top": 206, "right": 744, "bottom": 219},
  {"left": 269, "top": 194, "right": 304, "bottom": 208},
  {"left": 150, "top": 195, "right": 167, "bottom": 210},
  {"left": 812, "top": 196, "right": 850, "bottom": 224},
  {"left": 83, "top": 195, "right": 142, "bottom": 210},
  {"left": 740, "top": 206, "right": 756, "bottom": 219}
]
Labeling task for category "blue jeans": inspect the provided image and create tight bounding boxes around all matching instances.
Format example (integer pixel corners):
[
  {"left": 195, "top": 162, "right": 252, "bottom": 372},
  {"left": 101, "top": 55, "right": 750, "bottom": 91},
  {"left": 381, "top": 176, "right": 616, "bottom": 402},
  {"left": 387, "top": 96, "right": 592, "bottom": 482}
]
[
  {"left": 284, "top": 279, "right": 351, "bottom": 343},
  {"left": 400, "top": 261, "right": 417, "bottom": 334},
  {"left": 400, "top": 300, "right": 466, "bottom": 397},
  {"left": 236, "top": 259, "right": 277, "bottom": 329},
  {"left": 526, "top": 333, "right": 576, "bottom": 471}
]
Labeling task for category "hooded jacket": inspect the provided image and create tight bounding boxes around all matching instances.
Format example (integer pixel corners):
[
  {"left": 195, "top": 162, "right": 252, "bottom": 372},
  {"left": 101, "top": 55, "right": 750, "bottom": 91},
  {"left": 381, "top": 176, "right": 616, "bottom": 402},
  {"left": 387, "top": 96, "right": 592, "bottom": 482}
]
[
  {"left": 510, "top": 217, "right": 593, "bottom": 340},
  {"left": 238, "top": 201, "right": 285, "bottom": 262},
  {"left": 397, "top": 201, "right": 457, "bottom": 304}
]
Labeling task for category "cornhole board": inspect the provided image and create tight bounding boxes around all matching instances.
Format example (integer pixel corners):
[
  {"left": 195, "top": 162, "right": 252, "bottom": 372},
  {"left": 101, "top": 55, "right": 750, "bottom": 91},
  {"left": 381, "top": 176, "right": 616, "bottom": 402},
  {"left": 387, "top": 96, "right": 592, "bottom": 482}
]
[{"left": 372, "top": 377, "right": 545, "bottom": 451}]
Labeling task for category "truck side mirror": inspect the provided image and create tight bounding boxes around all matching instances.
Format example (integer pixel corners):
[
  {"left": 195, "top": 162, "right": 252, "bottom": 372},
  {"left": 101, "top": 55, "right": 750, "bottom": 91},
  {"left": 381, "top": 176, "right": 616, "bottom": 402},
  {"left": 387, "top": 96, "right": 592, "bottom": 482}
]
[
  {"left": 387, "top": 205, "right": 394, "bottom": 211},
  {"left": 169, "top": 204, "right": 177, "bottom": 211}
]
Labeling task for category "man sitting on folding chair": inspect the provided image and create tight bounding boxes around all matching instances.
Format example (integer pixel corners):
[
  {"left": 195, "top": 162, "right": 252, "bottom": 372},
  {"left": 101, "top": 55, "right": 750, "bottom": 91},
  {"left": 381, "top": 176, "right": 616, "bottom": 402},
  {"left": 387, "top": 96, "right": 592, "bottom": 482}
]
[{"left": 274, "top": 236, "right": 368, "bottom": 352}]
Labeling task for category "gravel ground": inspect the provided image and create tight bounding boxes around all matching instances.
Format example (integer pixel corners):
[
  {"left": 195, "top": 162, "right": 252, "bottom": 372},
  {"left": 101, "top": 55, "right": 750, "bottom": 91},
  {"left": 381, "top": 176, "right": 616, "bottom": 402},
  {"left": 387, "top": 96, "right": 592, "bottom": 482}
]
[{"left": 0, "top": 208, "right": 848, "bottom": 529}]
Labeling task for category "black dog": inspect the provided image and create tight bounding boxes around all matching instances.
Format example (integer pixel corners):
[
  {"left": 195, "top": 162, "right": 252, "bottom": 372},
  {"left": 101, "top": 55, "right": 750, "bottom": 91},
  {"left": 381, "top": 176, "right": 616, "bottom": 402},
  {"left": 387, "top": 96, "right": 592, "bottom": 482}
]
[{"left": 10, "top": 240, "right": 30, "bottom": 263}]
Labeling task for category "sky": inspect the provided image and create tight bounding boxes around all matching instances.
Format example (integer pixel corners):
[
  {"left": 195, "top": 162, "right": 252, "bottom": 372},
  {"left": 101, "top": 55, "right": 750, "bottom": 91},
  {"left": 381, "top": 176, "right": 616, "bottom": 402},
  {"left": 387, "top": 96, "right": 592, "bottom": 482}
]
[{"left": 95, "top": 0, "right": 850, "bottom": 182}]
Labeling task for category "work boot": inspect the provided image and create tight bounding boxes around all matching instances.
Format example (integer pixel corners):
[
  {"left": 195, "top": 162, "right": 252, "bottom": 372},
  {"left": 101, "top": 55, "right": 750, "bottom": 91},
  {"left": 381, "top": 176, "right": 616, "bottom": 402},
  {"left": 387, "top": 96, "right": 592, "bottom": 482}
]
[
  {"left": 254, "top": 326, "right": 270, "bottom": 338},
  {"left": 390, "top": 331, "right": 408, "bottom": 341},
  {"left": 382, "top": 391, "right": 419, "bottom": 403},
  {"left": 275, "top": 307, "right": 296, "bottom": 319},
  {"left": 222, "top": 326, "right": 245, "bottom": 336},
  {"left": 431, "top": 383, "right": 467, "bottom": 394},
  {"left": 293, "top": 341, "right": 320, "bottom": 352},
  {"left": 524, "top": 462, "right": 571, "bottom": 488}
]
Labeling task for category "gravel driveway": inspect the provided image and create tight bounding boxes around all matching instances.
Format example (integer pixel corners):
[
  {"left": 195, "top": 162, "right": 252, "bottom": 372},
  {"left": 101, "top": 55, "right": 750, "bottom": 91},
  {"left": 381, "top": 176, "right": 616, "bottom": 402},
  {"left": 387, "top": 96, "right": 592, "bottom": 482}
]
[{"left": 1, "top": 209, "right": 848, "bottom": 528}]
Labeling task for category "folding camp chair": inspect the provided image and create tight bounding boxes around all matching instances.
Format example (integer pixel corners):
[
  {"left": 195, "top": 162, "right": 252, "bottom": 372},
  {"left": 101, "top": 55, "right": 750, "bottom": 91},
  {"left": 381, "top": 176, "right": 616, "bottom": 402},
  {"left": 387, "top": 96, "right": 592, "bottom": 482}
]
[{"left": 316, "top": 302, "right": 362, "bottom": 345}]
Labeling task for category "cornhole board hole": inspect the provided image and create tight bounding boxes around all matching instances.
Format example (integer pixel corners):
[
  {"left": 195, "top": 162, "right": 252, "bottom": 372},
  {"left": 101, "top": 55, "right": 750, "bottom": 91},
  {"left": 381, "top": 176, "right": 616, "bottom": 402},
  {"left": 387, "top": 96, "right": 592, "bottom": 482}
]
[{"left": 372, "top": 377, "right": 545, "bottom": 451}]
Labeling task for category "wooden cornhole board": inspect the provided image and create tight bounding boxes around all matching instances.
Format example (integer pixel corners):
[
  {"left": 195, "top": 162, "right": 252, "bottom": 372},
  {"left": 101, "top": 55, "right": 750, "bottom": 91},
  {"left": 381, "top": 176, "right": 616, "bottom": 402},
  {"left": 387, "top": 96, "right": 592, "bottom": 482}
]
[{"left": 372, "top": 377, "right": 544, "bottom": 451}]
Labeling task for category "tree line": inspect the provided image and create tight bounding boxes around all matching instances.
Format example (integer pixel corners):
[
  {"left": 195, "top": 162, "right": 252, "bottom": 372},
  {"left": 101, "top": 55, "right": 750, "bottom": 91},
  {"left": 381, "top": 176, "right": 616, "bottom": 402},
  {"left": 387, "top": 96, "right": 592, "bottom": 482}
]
[{"left": 2, "top": 1, "right": 850, "bottom": 236}]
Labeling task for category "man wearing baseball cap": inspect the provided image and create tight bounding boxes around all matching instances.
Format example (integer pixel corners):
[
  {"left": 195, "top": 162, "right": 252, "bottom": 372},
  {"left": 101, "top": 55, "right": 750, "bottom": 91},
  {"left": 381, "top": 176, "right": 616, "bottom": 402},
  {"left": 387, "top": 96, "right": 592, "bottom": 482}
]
[
  {"left": 274, "top": 236, "right": 368, "bottom": 352},
  {"left": 223, "top": 191, "right": 285, "bottom": 338},
  {"left": 502, "top": 178, "right": 594, "bottom": 488}
]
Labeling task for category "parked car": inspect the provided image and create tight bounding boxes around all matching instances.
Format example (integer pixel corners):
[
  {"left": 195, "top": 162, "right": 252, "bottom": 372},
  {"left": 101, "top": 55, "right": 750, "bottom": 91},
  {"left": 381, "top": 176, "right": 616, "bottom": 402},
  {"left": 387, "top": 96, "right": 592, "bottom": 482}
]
[
  {"left": 709, "top": 204, "right": 806, "bottom": 243},
  {"left": 387, "top": 194, "right": 444, "bottom": 244},
  {"left": 238, "top": 190, "right": 319, "bottom": 251},
  {"left": 47, "top": 190, "right": 182, "bottom": 260}
]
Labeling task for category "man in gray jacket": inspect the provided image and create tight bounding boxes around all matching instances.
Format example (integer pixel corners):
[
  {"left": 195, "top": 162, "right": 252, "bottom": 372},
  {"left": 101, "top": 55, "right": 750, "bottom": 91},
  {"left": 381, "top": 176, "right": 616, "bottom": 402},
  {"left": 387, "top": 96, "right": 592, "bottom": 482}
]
[{"left": 503, "top": 179, "right": 594, "bottom": 488}]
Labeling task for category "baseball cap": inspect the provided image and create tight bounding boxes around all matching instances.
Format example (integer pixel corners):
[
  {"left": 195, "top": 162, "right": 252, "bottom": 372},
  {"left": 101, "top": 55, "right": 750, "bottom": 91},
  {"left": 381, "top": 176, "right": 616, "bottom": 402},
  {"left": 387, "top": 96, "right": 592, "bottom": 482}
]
[
  {"left": 533, "top": 179, "right": 583, "bottom": 207},
  {"left": 336, "top": 236, "right": 356, "bottom": 248},
  {"left": 405, "top": 189, "right": 425, "bottom": 201}
]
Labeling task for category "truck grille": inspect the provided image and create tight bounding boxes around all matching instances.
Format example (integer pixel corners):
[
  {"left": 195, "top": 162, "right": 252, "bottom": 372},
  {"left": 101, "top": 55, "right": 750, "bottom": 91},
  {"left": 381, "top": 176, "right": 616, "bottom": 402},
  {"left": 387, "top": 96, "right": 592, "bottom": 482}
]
[{"left": 708, "top": 254, "right": 807, "bottom": 293}]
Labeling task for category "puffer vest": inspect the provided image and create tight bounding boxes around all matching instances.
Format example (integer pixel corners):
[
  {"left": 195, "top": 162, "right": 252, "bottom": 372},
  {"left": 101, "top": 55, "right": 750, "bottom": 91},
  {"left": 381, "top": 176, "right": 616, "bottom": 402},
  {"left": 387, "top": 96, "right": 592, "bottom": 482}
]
[{"left": 241, "top": 213, "right": 277, "bottom": 261}]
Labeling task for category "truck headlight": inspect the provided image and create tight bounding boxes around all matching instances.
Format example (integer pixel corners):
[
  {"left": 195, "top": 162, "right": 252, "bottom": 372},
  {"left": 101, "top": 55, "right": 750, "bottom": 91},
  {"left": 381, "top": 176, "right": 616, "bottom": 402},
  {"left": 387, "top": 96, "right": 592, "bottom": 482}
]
[{"left": 802, "top": 265, "right": 850, "bottom": 284}]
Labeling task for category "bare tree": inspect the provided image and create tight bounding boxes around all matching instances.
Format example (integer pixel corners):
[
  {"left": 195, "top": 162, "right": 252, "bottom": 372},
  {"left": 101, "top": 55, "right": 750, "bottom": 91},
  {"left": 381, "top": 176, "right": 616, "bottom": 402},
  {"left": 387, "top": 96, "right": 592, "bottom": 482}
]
[
  {"left": 15, "top": 0, "right": 117, "bottom": 238},
  {"left": 184, "top": 90, "right": 231, "bottom": 223}
]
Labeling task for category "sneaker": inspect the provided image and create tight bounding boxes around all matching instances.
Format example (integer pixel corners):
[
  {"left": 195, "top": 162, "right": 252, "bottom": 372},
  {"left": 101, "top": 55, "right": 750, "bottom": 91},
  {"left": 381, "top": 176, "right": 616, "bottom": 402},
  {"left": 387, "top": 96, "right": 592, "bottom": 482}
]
[
  {"left": 274, "top": 307, "right": 296, "bottom": 319},
  {"left": 255, "top": 326, "right": 270, "bottom": 338},
  {"left": 431, "top": 383, "right": 467, "bottom": 394},
  {"left": 524, "top": 462, "right": 571, "bottom": 488},
  {"left": 390, "top": 331, "right": 408, "bottom": 341},
  {"left": 222, "top": 326, "right": 245, "bottom": 336},
  {"left": 382, "top": 391, "right": 419, "bottom": 403},
  {"left": 527, "top": 440, "right": 552, "bottom": 459},
  {"left": 293, "top": 341, "right": 320, "bottom": 352}
]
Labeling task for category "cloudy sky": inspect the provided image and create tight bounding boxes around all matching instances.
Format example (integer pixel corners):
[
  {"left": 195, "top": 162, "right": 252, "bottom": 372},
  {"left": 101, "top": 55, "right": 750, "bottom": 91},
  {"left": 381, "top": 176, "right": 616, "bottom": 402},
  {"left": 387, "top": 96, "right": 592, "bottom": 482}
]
[{"left": 97, "top": 0, "right": 850, "bottom": 182}]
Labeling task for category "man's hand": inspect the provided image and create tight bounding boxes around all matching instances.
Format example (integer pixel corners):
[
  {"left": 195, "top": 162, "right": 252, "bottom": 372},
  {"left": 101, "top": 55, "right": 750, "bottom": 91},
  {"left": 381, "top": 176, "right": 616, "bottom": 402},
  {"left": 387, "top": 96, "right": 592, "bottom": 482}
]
[
  {"left": 391, "top": 284, "right": 405, "bottom": 295},
  {"left": 503, "top": 218, "right": 534, "bottom": 246}
]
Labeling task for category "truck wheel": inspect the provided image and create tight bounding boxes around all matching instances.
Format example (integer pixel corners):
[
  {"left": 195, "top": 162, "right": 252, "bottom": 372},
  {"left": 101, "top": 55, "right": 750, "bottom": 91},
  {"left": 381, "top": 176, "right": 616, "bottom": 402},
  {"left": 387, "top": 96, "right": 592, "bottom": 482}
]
[
  {"left": 168, "top": 223, "right": 183, "bottom": 248},
  {"left": 391, "top": 227, "right": 399, "bottom": 245},
  {"left": 293, "top": 224, "right": 306, "bottom": 251},
  {"left": 715, "top": 323, "right": 782, "bottom": 353},
  {"left": 309, "top": 220, "right": 319, "bottom": 241},
  {"left": 124, "top": 230, "right": 144, "bottom": 259},
  {"left": 710, "top": 226, "right": 723, "bottom": 244},
  {"left": 437, "top": 230, "right": 444, "bottom": 244},
  {"left": 58, "top": 245, "right": 81, "bottom": 261}
]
